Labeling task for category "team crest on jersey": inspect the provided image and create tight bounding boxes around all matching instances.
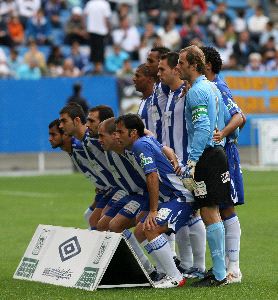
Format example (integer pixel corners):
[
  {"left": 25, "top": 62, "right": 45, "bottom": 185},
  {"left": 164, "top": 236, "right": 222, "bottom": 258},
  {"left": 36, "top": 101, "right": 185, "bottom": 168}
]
[{"left": 139, "top": 153, "right": 153, "bottom": 168}]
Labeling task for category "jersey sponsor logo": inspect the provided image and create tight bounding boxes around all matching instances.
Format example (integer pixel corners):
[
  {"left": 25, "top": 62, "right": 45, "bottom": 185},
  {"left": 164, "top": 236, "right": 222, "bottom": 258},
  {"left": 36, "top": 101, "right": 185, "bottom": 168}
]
[
  {"left": 221, "top": 171, "right": 230, "bottom": 184},
  {"left": 139, "top": 153, "right": 153, "bottom": 168},
  {"left": 192, "top": 105, "right": 208, "bottom": 123}
]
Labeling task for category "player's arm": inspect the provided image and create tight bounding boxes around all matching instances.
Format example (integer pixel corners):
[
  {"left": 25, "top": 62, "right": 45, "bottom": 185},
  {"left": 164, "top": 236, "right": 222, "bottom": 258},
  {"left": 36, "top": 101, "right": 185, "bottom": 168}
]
[
  {"left": 133, "top": 140, "right": 159, "bottom": 230},
  {"left": 188, "top": 90, "right": 210, "bottom": 163},
  {"left": 162, "top": 145, "right": 182, "bottom": 175},
  {"left": 144, "top": 128, "right": 154, "bottom": 136},
  {"left": 213, "top": 112, "right": 243, "bottom": 142},
  {"left": 144, "top": 172, "right": 159, "bottom": 231},
  {"left": 239, "top": 112, "right": 246, "bottom": 129}
]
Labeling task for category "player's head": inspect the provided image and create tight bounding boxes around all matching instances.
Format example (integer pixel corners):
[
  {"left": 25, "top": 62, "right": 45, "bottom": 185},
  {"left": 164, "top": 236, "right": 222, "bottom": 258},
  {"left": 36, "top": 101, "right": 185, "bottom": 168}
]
[
  {"left": 201, "top": 46, "right": 222, "bottom": 75},
  {"left": 158, "top": 52, "right": 180, "bottom": 86},
  {"left": 87, "top": 105, "right": 114, "bottom": 137},
  {"left": 146, "top": 46, "right": 170, "bottom": 78},
  {"left": 177, "top": 45, "right": 206, "bottom": 81},
  {"left": 48, "top": 119, "right": 63, "bottom": 148},
  {"left": 98, "top": 117, "right": 120, "bottom": 151},
  {"left": 133, "top": 63, "right": 154, "bottom": 94},
  {"left": 115, "top": 114, "right": 145, "bottom": 150},
  {"left": 59, "top": 103, "right": 86, "bottom": 136},
  {"left": 48, "top": 119, "right": 72, "bottom": 152}
]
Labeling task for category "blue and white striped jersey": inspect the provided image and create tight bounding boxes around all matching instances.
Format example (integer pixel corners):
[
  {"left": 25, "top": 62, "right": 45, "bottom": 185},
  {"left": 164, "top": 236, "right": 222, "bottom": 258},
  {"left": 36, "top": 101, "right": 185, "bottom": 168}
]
[
  {"left": 132, "top": 135, "right": 194, "bottom": 203},
  {"left": 105, "top": 150, "right": 147, "bottom": 195},
  {"left": 81, "top": 131, "right": 117, "bottom": 190},
  {"left": 70, "top": 137, "right": 109, "bottom": 190},
  {"left": 163, "top": 84, "right": 188, "bottom": 164},
  {"left": 213, "top": 74, "right": 241, "bottom": 142},
  {"left": 150, "top": 82, "right": 170, "bottom": 143},
  {"left": 137, "top": 95, "right": 152, "bottom": 130}
]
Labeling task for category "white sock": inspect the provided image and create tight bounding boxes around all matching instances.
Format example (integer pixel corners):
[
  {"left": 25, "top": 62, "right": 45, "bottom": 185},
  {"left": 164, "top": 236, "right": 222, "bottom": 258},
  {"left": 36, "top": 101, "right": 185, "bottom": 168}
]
[
  {"left": 164, "top": 232, "right": 177, "bottom": 257},
  {"left": 175, "top": 225, "right": 193, "bottom": 271},
  {"left": 149, "top": 235, "right": 182, "bottom": 280},
  {"left": 141, "top": 240, "right": 165, "bottom": 274},
  {"left": 123, "top": 230, "right": 154, "bottom": 274},
  {"left": 223, "top": 215, "right": 241, "bottom": 273},
  {"left": 83, "top": 206, "right": 93, "bottom": 224},
  {"left": 188, "top": 216, "right": 206, "bottom": 272}
]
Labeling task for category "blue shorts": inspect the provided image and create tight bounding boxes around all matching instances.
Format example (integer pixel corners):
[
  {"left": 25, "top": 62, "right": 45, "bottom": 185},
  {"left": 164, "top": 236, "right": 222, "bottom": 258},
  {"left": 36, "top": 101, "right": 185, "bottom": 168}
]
[
  {"left": 141, "top": 198, "right": 193, "bottom": 233},
  {"left": 105, "top": 194, "right": 148, "bottom": 219},
  {"left": 95, "top": 188, "right": 126, "bottom": 209},
  {"left": 221, "top": 142, "right": 244, "bottom": 209}
]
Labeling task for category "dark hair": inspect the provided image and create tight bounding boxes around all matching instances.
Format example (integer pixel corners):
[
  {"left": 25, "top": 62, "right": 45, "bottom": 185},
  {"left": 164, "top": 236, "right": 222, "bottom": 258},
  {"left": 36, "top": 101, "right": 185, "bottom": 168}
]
[
  {"left": 59, "top": 103, "right": 86, "bottom": 124},
  {"left": 89, "top": 105, "right": 114, "bottom": 122},
  {"left": 201, "top": 46, "right": 222, "bottom": 74},
  {"left": 136, "top": 63, "right": 151, "bottom": 77},
  {"left": 180, "top": 45, "right": 206, "bottom": 74},
  {"left": 150, "top": 46, "right": 170, "bottom": 59},
  {"left": 73, "top": 82, "right": 82, "bottom": 94},
  {"left": 48, "top": 119, "right": 64, "bottom": 134},
  {"left": 102, "top": 117, "right": 116, "bottom": 134},
  {"left": 115, "top": 114, "right": 145, "bottom": 137},
  {"left": 160, "top": 51, "right": 179, "bottom": 69}
]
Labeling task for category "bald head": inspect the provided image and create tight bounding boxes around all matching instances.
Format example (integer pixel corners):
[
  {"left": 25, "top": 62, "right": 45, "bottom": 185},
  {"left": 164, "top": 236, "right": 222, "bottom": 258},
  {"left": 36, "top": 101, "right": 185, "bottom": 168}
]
[{"left": 99, "top": 117, "right": 116, "bottom": 134}]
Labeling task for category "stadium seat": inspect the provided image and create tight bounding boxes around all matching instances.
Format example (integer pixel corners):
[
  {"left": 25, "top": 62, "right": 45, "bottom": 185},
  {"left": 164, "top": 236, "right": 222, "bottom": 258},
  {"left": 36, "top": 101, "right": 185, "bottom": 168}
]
[{"left": 226, "top": 0, "right": 249, "bottom": 9}]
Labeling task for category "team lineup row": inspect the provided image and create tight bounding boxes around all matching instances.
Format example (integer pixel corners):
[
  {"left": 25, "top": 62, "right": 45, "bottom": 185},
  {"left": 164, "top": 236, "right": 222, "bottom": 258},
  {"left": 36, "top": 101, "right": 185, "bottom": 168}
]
[{"left": 48, "top": 45, "right": 245, "bottom": 288}]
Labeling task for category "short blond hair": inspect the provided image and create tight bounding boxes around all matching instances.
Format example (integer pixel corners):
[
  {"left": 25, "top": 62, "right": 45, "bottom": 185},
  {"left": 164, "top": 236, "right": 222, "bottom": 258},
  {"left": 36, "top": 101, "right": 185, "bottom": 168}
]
[{"left": 180, "top": 45, "right": 206, "bottom": 74}]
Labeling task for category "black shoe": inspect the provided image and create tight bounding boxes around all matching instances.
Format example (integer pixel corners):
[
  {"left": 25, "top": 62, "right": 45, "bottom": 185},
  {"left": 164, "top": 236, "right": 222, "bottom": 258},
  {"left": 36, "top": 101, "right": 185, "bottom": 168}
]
[
  {"left": 149, "top": 270, "right": 166, "bottom": 282},
  {"left": 191, "top": 273, "right": 228, "bottom": 287}
]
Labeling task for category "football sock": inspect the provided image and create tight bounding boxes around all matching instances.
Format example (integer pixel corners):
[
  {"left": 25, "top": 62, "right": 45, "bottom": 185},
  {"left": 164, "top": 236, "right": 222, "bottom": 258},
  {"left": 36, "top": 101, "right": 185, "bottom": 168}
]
[
  {"left": 223, "top": 214, "right": 241, "bottom": 273},
  {"left": 207, "top": 222, "right": 226, "bottom": 281},
  {"left": 176, "top": 225, "right": 193, "bottom": 270},
  {"left": 164, "top": 232, "right": 177, "bottom": 257},
  {"left": 123, "top": 230, "right": 154, "bottom": 274},
  {"left": 149, "top": 234, "right": 182, "bottom": 280},
  {"left": 188, "top": 216, "right": 206, "bottom": 272},
  {"left": 84, "top": 206, "right": 94, "bottom": 223},
  {"left": 141, "top": 240, "right": 165, "bottom": 274}
]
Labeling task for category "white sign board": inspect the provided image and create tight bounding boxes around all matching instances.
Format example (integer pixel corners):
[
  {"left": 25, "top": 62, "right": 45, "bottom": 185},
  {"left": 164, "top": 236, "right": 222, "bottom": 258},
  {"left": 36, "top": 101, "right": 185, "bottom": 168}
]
[
  {"left": 14, "top": 225, "right": 152, "bottom": 290},
  {"left": 258, "top": 119, "right": 278, "bottom": 165}
]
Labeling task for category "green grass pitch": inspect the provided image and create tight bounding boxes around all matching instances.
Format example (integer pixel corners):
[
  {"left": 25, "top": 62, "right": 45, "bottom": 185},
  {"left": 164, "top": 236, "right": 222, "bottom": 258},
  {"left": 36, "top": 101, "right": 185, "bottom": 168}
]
[{"left": 0, "top": 170, "right": 277, "bottom": 299}]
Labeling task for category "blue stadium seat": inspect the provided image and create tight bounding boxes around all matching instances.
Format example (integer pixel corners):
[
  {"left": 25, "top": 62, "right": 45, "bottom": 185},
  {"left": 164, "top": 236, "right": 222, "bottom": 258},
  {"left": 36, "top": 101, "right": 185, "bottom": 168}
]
[
  {"left": 131, "top": 60, "right": 140, "bottom": 69},
  {"left": 38, "top": 45, "right": 51, "bottom": 57},
  {"left": 226, "top": 0, "right": 249, "bottom": 9}
]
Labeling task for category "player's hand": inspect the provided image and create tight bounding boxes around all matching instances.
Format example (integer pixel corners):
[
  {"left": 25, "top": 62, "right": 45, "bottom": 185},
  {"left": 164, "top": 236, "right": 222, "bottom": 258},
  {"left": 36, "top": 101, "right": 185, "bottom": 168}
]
[
  {"left": 181, "top": 160, "right": 197, "bottom": 192},
  {"left": 183, "top": 160, "right": 196, "bottom": 179},
  {"left": 170, "top": 158, "right": 182, "bottom": 176},
  {"left": 143, "top": 210, "right": 158, "bottom": 231},
  {"left": 213, "top": 128, "right": 224, "bottom": 142}
]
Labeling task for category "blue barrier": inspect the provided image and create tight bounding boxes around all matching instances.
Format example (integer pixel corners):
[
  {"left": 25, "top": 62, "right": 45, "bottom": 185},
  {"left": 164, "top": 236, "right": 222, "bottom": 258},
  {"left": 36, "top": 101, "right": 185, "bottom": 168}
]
[
  {"left": 0, "top": 72, "right": 277, "bottom": 152},
  {"left": 0, "top": 76, "right": 119, "bottom": 153}
]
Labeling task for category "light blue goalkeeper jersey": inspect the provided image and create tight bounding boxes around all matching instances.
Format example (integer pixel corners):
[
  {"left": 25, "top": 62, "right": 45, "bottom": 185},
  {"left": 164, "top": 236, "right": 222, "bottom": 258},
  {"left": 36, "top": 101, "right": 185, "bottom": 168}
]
[{"left": 185, "top": 75, "right": 230, "bottom": 162}]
